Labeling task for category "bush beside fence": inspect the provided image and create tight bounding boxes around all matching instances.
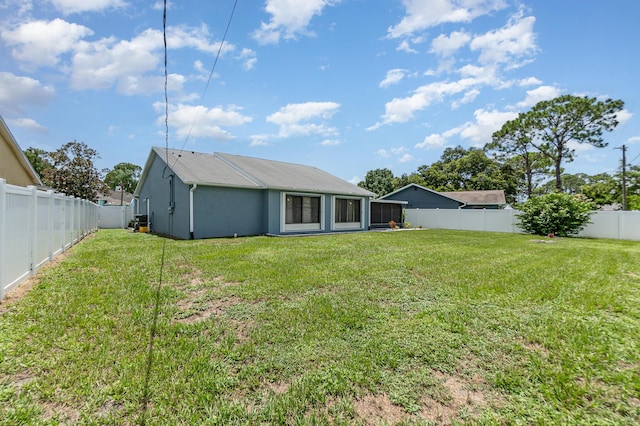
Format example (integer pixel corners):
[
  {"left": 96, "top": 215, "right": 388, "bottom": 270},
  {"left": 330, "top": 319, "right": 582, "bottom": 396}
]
[
  {"left": 0, "top": 179, "right": 99, "bottom": 300},
  {"left": 405, "top": 208, "right": 640, "bottom": 241}
]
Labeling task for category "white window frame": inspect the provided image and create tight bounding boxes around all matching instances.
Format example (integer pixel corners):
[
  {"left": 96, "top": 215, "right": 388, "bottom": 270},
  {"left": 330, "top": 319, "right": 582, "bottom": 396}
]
[
  {"left": 331, "top": 196, "right": 365, "bottom": 230},
  {"left": 280, "top": 192, "right": 325, "bottom": 233}
]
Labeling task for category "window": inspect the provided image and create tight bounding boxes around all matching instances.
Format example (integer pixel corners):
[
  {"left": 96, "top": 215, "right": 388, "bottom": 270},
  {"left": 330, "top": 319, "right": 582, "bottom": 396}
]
[
  {"left": 335, "top": 198, "right": 361, "bottom": 223},
  {"left": 286, "top": 195, "right": 320, "bottom": 224}
]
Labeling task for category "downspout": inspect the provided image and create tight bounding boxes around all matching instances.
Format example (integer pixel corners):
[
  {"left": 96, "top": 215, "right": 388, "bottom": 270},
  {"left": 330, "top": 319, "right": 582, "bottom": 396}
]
[{"left": 189, "top": 184, "right": 197, "bottom": 240}]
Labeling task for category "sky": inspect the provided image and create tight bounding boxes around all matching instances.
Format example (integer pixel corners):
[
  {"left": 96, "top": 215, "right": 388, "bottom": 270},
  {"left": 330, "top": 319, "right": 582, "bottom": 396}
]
[{"left": 2, "top": 0, "right": 640, "bottom": 186}]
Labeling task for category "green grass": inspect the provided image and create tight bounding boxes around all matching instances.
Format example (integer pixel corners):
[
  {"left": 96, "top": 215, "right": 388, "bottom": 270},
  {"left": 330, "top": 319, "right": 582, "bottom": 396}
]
[{"left": 1, "top": 229, "right": 639, "bottom": 425}]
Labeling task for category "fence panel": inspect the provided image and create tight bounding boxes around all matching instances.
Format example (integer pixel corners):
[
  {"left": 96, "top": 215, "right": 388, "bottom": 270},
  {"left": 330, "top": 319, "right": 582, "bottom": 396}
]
[
  {"left": 0, "top": 179, "right": 99, "bottom": 300},
  {"left": 406, "top": 208, "right": 639, "bottom": 241},
  {"left": 98, "top": 205, "right": 134, "bottom": 229}
]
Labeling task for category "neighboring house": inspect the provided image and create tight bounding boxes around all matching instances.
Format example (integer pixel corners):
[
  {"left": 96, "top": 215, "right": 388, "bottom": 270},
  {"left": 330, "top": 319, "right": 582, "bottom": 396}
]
[
  {"left": 380, "top": 184, "right": 506, "bottom": 209},
  {"left": 0, "top": 116, "right": 43, "bottom": 187},
  {"left": 134, "top": 147, "right": 375, "bottom": 239},
  {"left": 98, "top": 189, "right": 134, "bottom": 206},
  {"left": 439, "top": 190, "right": 507, "bottom": 209}
]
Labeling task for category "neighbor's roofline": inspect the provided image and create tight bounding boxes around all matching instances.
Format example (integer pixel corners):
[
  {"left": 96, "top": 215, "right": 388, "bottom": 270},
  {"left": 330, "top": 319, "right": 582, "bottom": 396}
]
[{"left": 379, "top": 183, "right": 465, "bottom": 204}]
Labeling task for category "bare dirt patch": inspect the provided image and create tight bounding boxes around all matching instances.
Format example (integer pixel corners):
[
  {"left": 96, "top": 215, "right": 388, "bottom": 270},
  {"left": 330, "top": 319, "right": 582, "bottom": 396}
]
[
  {"left": 419, "top": 371, "right": 488, "bottom": 425},
  {"left": 354, "top": 393, "right": 407, "bottom": 426},
  {"left": 41, "top": 400, "right": 81, "bottom": 423},
  {"left": 173, "top": 295, "right": 243, "bottom": 324}
]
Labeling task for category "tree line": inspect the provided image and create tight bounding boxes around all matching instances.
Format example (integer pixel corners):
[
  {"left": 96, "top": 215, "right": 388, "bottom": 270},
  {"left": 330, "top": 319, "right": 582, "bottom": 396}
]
[
  {"left": 359, "top": 95, "right": 638, "bottom": 209},
  {"left": 24, "top": 141, "right": 141, "bottom": 203}
]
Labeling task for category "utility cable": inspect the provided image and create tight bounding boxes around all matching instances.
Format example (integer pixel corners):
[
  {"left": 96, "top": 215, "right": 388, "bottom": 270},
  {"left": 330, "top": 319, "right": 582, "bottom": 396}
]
[
  {"left": 139, "top": 1, "right": 171, "bottom": 424},
  {"left": 171, "top": 0, "right": 239, "bottom": 169}
]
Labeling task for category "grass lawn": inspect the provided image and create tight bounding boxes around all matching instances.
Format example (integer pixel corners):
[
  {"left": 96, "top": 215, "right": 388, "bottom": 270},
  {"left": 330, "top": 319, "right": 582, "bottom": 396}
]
[{"left": 1, "top": 229, "right": 639, "bottom": 425}]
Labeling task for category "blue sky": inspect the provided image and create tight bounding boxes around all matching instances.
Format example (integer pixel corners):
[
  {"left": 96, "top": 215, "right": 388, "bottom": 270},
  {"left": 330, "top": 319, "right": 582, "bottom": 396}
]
[{"left": 1, "top": 0, "right": 639, "bottom": 185}]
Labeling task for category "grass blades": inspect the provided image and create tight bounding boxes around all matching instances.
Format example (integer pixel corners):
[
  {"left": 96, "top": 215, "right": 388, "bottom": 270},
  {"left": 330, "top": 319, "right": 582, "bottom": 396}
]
[{"left": 1, "top": 229, "right": 639, "bottom": 424}]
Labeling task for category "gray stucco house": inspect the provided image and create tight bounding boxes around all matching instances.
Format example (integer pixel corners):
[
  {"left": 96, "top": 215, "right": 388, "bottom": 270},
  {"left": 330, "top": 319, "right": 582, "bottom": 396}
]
[
  {"left": 380, "top": 184, "right": 506, "bottom": 209},
  {"left": 133, "top": 147, "right": 375, "bottom": 239}
]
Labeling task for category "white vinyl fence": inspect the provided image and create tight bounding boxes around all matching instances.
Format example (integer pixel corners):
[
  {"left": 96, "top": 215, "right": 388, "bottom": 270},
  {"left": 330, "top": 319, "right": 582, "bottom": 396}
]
[
  {"left": 0, "top": 179, "right": 99, "bottom": 300},
  {"left": 98, "top": 205, "right": 134, "bottom": 229},
  {"left": 405, "top": 208, "right": 640, "bottom": 241}
]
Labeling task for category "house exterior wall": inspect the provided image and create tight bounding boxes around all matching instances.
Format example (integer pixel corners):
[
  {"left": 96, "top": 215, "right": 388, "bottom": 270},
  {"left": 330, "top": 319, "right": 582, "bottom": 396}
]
[
  {"left": 266, "top": 191, "right": 370, "bottom": 235},
  {"left": 136, "top": 154, "right": 191, "bottom": 239},
  {"left": 193, "top": 186, "right": 264, "bottom": 238},
  {"left": 0, "top": 138, "right": 38, "bottom": 187},
  {"left": 137, "top": 154, "right": 372, "bottom": 239},
  {"left": 383, "top": 187, "right": 462, "bottom": 209}
]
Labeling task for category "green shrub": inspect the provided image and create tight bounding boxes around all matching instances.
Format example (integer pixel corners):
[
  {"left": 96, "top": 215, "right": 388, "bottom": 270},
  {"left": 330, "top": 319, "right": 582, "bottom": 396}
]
[{"left": 516, "top": 193, "right": 594, "bottom": 236}]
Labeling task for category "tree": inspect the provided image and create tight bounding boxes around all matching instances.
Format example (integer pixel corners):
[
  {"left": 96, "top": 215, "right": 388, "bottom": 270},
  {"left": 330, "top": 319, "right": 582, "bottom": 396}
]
[
  {"left": 358, "top": 168, "right": 395, "bottom": 198},
  {"left": 104, "top": 162, "right": 142, "bottom": 193},
  {"left": 393, "top": 172, "right": 425, "bottom": 190},
  {"left": 42, "top": 141, "right": 107, "bottom": 202},
  {"left": 486, "top": 113, "right": 552, "bottom": 199},
  {"left": 417, "top": 146, "right": 519, "bottom": 203},
  {"left": 23, "top": 147, "right": 53, "bottom": 177},
  {"left": 525, "top": 95, "right": 624, "bottom": 192},
  {"left": 516, "top": 193, "right": 594, "bottom": 237},
  {"left": 581, "top": 173, "right": 620, "bottom": 207}
]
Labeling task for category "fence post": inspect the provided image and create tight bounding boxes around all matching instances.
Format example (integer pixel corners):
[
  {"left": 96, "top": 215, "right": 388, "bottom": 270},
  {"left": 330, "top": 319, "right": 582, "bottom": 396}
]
[
  {"left": 47, "top": 190, "right": 54, "bottom": 261},
  {"left": 0, "top": 179, "right": 6, "bottom": 300},
  {"left": 61, "top": 195, "right": 66, "bottom": 253},
  {"left": 29, "top": 186, "right": 38, "bottom": 276}
]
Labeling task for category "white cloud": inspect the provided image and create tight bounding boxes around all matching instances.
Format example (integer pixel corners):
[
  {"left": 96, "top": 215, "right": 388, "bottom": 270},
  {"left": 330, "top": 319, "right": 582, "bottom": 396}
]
[
  {"left": 0, "top": 72, "right": 55, "bottom": 112},
  {"left": 430, "top": 30, "right": 471, "bottom": 57},
  {"left": 1, "top": 18, "right": 93, "bottom": 67},
  {"left": 252, "top": 0, "right": 339, "bottom": 45},
  {"left": 5, "top": 117, "right": 47, "bottom": 133},
  {"left": 627, "top": 136, "right": 640, "bottom": 144},
  {"left": 250, "top": 135, "right": 271, "bottom": 146},
  {"left": 379, "top": 69, "right": 407, "bottom": 88},
  {"left": 70, "top": 25, "right": 229, "bottom": 94},
  {"left": 470, "top": 13, "right": 537, "bottom": 66},
  {"left": 517, "top": 85, "right": 562, "bottom": 108},
  {"left": 376, "top": 149, "right": 390, "bottom": 158},
  {"left": 372, "top": 77, "right": 480, "bottom": 127},
  {"left": 267, "top": 101, "right": 340, "bottom": 138},
  {"left": 451, "top": 88, "right": 480, "bottom": 109},
  {"left": 321, "top": 139, "right": 341, "bottom": 146},
  {"left": 396, "top": 40, "right": 417, "bottom": 53},
  {"left": 348, "top": 176, "right": 361, "bottom": 185},
  {"left": 156, "top": 103, "right": 253, "bottom": 141},
  {"left": 398, "top": 153, "right": 414, "bottom": 163},
  {"left": 519, "top": 76, "right": 542, "bottom": 86},
  {"left": 415, "top": 133, "right": 447, "bottom": 149},
  {"left": 388, "top": 0, "right": 507, "bottom": 39},
  {"left": 455, "top": 108, "right": 517, "bottom": 145},
  {"left": 50, "top": 0, "right": 127, "bottom": 15},
  {"left": 237, "top": 48, "right": 257, "bottom": 70},
  {"left": 616, "top": 109, "right": 633, "bottom": 126}
]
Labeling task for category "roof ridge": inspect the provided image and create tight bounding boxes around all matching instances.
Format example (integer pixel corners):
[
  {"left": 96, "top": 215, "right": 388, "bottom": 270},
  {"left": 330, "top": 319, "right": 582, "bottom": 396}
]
[{"left": 214, "top": 152, "right": 267, "bottom": 188}]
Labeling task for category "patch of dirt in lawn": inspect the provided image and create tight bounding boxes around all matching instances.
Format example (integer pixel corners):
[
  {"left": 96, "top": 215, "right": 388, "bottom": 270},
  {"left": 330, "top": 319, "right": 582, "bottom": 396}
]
[
  {"left": 353, "top": 369, "right": 493, "bottom": 425},
  {"left": 95, "top": 398, "right": 125, "bottom": 418},
  {"left": 354, "top": 393, "right": 407, "bottom": 426},
  {"left": 41, "top": 401, "right": 81, "bottom": 423},
  {"left": 174, "top": 295, "right": 243, "bottom": 324}
]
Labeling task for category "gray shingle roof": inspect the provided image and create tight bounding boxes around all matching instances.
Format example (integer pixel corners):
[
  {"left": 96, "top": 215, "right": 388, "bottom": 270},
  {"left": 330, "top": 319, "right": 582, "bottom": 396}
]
[
  {"left": 439, "top": 190, "right": 506, "bottom": 205},
  {"left": 151, "top": 147, "right": 374, "bottom": 197}
]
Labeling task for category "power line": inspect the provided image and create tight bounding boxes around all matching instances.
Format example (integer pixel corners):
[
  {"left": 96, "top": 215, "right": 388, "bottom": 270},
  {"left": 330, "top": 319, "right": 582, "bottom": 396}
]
[{"left": 171, "top": 0, "right": 239, "bottom": 169}]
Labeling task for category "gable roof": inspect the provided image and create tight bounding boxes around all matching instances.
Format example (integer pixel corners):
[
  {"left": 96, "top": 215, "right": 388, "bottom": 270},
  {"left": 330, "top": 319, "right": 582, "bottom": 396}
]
[
  {"left": 0, "top": 116, "right": 43, "bottom": 187},
  {"left": 440, "top": 190, "right": 506, "bottom": 205},
  {"left": 379, "top": 183, "right": 464, "bottom": 204},
  {"left": 136, "top": 147, "right": 374, "bottom": 197}
]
